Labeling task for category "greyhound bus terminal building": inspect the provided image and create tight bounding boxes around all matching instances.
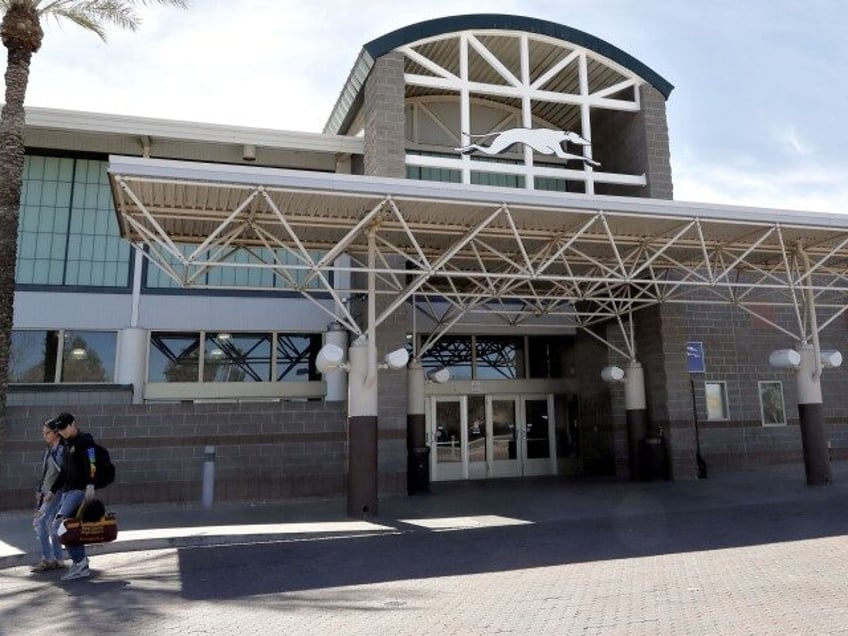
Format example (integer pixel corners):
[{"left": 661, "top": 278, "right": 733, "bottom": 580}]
[{"left": 2, "top": 15, "right": 847, "bottom": 513}]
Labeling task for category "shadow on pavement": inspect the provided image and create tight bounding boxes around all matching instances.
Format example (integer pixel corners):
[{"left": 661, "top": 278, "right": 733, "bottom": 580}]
[{"left": 175, "top": 490, "right": 848, "bottom": 600}]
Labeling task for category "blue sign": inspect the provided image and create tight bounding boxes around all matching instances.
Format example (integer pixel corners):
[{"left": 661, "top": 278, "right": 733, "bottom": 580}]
[{"left": 686, "top": 341, "right": 705, "bottom": 373}]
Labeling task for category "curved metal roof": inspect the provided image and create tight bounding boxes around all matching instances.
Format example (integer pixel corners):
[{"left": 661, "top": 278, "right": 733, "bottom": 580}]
[
  {"left": 365, "top": 14, "right": 674, "bottom": 98},
  {"left": 325, "top": 14, "right": 674, "bottom": 134}
]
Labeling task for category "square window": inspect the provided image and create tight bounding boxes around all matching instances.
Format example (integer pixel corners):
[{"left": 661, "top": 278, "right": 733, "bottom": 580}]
[
  {"left": 758, "top": 381, "right": 787, "bottom": 426},
  {"left": 705, "top": 382, "right": 729, "bottom": 420}
]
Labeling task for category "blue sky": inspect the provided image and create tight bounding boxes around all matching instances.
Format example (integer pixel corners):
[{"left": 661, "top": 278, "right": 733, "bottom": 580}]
[{"left": 12, "top": 0, "right": 847, "bottom": 212}]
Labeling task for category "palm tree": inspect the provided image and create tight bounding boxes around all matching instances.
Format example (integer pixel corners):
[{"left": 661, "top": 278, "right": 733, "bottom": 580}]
[{"left": 0, "top": 0, "right": 189, "bottom": 430}]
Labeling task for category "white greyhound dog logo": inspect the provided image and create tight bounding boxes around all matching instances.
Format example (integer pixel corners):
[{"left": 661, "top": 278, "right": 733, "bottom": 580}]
[{"left": 455, "top": 128, "right": 600, "bottom": 166}]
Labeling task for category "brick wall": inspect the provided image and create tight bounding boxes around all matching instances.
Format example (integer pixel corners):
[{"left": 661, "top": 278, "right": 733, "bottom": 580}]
[
  {"left": 0, "top": 401, "right": 351, "bottom": 511},
  {"left": 364, "top": 51, "right": 406, "bottom": 178}
]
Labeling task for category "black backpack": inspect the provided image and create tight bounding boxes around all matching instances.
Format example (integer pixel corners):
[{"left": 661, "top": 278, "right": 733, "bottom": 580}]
[{"left": 92, "top": 442, "right": 116, "bottom": 488}]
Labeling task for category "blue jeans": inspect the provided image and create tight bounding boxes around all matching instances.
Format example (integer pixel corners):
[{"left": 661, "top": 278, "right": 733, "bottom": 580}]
[
  {"left": 53, "top": 490, "right": 86, "bottom": 564},
  {"left": 33, "top": 494, "right": 63, "bottom": 561}
]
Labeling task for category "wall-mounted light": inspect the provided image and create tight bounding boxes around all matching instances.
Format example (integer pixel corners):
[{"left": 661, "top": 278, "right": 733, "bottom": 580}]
[
  {"left": 70, "top": 347, "right": 87, "bottom": 360},
  {"left": 821, "top": 350, "right": 843, "bottom": 369},
  {"left": 382, "top": 348, "right": 410, "bottom": 370},
  {"left": 600, "top": 366, "right": 625, "bottom": 383},
  {"left": 242, "top": 144, "right": 256, "bottom": 162},
  {"left": 316, "top": 343, "right": 348, "bottom": 373},
  {"left": 768, "top": 349, "right": 801, "bottom": 369},
  {"left": 427, "top": 367, "right": 450, "bottom": 384}
]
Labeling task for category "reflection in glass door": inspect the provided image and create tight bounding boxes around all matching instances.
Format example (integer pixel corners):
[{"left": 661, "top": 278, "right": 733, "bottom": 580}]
[
  {"left": 489, "top": 396, "right": 521, "bottom": 477},
  {"left": 523, "top": 395, "right": 556, "bottom": 475},
  {"left": 430, "top": 396, "right": 467, "bottom": 481}
]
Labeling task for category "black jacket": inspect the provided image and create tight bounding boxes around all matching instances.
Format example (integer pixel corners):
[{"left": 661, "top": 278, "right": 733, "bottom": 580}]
[{"left": 54, "top": 432, "right": 96, "bottom": 492}]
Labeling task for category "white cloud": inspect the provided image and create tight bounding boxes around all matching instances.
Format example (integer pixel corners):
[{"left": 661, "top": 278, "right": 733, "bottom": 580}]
[{"left": 5, "top": 1, "right": 846, "bottom": 213}]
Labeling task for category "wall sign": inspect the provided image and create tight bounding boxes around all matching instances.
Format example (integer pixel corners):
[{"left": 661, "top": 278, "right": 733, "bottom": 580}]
[{"left": 686, "top": 341, "right": 706, "bottom": 373}]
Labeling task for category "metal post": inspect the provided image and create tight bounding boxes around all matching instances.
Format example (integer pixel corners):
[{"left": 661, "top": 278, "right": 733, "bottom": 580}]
[
  {"left": 201, "top": 446, "right": 216, "bottom": 508},
  {"left": 623, "top": 360, "right": 647, "bottom": 480},
  {"left": 406, "top": 359, "right": 429, "bottom": 494},
  {"left": 795, "top": 344, "right": 831, "bottom": 485},
  {"left": 347, "top": 337, "right": 378, "bottom": 517}
]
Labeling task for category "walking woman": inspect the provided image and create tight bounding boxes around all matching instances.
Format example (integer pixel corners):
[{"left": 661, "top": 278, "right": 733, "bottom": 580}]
[{"left": 31, "top": 418, "right": 66, "bottom": 573}]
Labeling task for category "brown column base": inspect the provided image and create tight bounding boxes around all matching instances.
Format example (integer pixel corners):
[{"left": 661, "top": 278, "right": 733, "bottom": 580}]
[
  {"left": 798, "top": 402, "right": 832, "bottom": 486},
  {"left": 626, "top": 409, "right": 647, "bottom": 481},
  {"left": 348, "top": 415, "right": 378, "bottom": 517},
  {"left": 406, "top": 413, "right": 430, "bottom": 495}
]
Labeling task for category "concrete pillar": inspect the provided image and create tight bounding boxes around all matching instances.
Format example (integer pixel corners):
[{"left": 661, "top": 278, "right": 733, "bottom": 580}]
[
  {"left": 363, "top": 51, "right": 406, "bottom": 178},
  {"left": 406, "top": 359, "right": 429, "bottom": 494},
  {"left": 116, "top": 327, "right": 148, "bottom": 404},
  {"left": 347, "top": 337, "right": 379, "bottom": 517},
  {"left": 795, "top": 344, "right": 831, "bottom": 485},
  {"left": 624, "top": 361, "right": 647, "bottom": 480},
  {"left": 324, "top": 323, "right": 348, "bottom": 402}
]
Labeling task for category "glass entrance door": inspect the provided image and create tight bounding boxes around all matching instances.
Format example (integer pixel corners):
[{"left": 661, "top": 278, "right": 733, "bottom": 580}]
[
  {"left": 427, "top": 393, "right": 557, "bottom": 481},
  {"left": 488, "top": 395, "right": 521, "bottom": 477},
  {"left": 522, "top": 394, "right": 557, "bottom": 476},
  {"left": 429, "top": 396, "right": 467, "bottom": 481}
]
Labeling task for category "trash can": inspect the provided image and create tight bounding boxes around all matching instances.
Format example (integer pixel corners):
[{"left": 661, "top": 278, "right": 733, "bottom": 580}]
[
  {"left": 407, "top": 446, "right": 431, "bottom": 495},
  {"left": 638, "top": 437, "right": 668, "bottom": 481}
]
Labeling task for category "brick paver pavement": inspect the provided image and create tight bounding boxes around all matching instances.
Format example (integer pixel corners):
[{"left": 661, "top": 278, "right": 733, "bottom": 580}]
[{"left": 1, "top": 480, "right": 846, "bottom": 635}]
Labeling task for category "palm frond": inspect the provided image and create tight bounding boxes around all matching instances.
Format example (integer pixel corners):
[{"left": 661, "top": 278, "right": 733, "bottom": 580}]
[{"left": 2, "top": 0, "right": 190, "bottom": 41}]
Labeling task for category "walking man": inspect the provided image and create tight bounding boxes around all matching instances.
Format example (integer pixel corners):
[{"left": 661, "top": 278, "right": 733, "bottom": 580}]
[{"left": 52, "top": 412, "right": 98, "bottom": 581}]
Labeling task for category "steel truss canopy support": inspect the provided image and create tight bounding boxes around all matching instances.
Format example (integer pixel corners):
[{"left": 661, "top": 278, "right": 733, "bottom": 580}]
[{"left": 108, "top": 156, "right": 848, "bottom": 345}]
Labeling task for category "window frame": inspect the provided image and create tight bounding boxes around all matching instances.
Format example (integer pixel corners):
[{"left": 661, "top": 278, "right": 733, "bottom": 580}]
[
  {"left": 758, "top": 380, "right": 787, "bottom": 427},
  {"left": 705, "top": 381, "right": 730, "bottom": 421}
]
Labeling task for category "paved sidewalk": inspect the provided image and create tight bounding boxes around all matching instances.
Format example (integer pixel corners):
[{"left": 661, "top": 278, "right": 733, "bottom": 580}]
[{"left": 3, "top": 461, "right": 846, "bottom": 571}]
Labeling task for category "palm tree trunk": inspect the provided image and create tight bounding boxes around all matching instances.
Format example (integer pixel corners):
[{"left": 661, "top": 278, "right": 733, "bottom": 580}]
[{"left": 0, "top": 43, "right": 35, "bottom": 435}]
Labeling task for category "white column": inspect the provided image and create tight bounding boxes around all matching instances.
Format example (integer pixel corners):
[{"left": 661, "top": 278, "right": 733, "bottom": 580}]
[
  {"left": 116, "top": 327, "right": 148, "bottom": 404},
  {"left": 324, "top": 322, "right": 348, "bottom": 402}
]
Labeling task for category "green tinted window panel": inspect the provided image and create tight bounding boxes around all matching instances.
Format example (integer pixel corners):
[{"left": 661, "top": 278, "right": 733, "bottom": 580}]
[
  {"left": 471, "top": 172, "right": 524, "bottom": 189},
  {"left": 534, "top": 177, "right": 568, "bottom": 192},
  {"left": 17, "top": 156, "right": 130, "bottom": 287}
]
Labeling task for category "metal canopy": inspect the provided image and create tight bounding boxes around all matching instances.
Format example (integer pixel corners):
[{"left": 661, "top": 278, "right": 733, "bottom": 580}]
[{"left": 109, "top": 155, "right": 848, "bottom": 358}]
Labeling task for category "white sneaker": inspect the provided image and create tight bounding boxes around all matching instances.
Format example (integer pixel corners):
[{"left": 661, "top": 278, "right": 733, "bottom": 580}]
[{"left": 61, "top": 558, "right": 91, "bottom": 581}]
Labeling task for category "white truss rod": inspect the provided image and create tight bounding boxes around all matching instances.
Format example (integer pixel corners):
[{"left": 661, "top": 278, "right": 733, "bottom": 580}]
[
  {"left": 186, "top": 189, "right": 260, "bottom": 262},
  {"left": 502, "top": 205, "right": 535, "bottom": 274},
  {"left": 417, "top": 298, "right": 490, "bottom": 359},
  {"left": 297, "top": 289, "right": 361, "bottom": 336},
  {"left": 375, "top": 205, "right": 507, "bottom": 327},
  {"left": 776, "top": 229, "right": 806, "bottom": 340},
  {"left": 694, "top": 219, "right": 715, "bottom": 282},
  {"left": 592, "top": 78, "right": 638, "bottom": 100},
  {"left": 816, "top": 303, "right": 848, "bottom": 334},
  {"left": 530, "top": 49, "right": 580, "bottom": 90},
  {"left": 121, "top": 213, "right": 183, "bottom": 283},
  {"left": 399, "top": 45, "right": 460, "bottom": 81},
  {"left": 116, "top": 177, "right": 183, "bottom": 261},
  {"left": 185, "top": 229, "right": 246, "bottom": 286},
  {"left": 467, "top": 33, "right": 522, "bottom": 87},
  {"left": 629, "top": 221, "right": 697, "bottom": 279},
  {"left": 385, "top": 198, "right": 430, "bottom": 268},
  {"left": 598, "top": 212, "right": 627, "bottom": 276},
  {"left": 712, "top": 226, "right": 777, "bottom": 284},
  {"left": 793, "top": 233, "right": 848, "bottom": 286},
  {"left": 576, "top": 322, "right": 631, "bottom": 360}
]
